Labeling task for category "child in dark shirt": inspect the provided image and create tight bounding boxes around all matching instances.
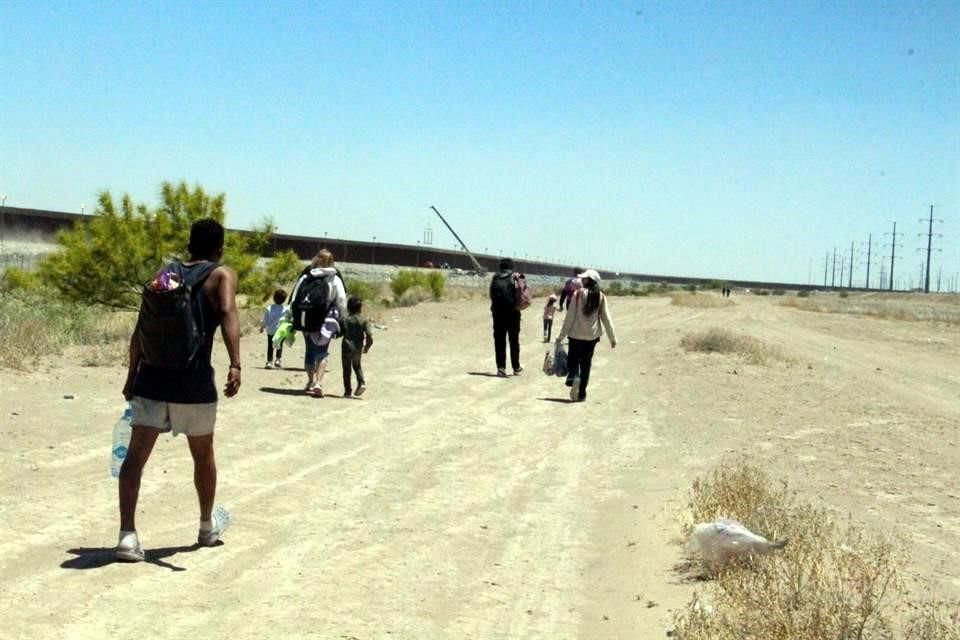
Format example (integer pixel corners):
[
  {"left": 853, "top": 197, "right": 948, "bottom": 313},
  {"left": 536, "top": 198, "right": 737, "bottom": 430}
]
[{"left": 340, "top": 296, "right": 374, "bottom": 397}]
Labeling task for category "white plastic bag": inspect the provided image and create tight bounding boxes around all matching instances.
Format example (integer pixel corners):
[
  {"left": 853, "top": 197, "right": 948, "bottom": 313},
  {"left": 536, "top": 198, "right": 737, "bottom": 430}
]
[{"left": 689, "top": 518, "right": 787, "bottom": 566}]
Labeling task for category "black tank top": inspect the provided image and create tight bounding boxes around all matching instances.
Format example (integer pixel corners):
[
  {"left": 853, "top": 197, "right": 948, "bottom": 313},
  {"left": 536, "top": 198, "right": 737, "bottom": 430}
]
[{"left": 132, "top": 261, "right": 220, "bottom": 403}]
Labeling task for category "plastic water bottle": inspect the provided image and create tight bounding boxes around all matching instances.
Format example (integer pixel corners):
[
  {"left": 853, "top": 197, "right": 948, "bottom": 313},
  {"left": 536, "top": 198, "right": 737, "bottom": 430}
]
[
  {"left": 110, "top": 405, "right": 133, "bottom": 478},
  {"left": 213, "top": 505, "right": 232, "bottom": 532}
]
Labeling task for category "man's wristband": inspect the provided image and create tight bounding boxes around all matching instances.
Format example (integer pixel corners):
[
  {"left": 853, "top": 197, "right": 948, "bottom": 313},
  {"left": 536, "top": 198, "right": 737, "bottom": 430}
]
[{"left": 229, "top": 363, "right": 242, "bottom": 371}]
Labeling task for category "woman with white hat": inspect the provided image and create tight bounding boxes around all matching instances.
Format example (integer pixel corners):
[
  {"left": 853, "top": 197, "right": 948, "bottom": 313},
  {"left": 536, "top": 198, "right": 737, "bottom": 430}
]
[{"left": 554, "top": 268, "right": 616, "bottom": 402}]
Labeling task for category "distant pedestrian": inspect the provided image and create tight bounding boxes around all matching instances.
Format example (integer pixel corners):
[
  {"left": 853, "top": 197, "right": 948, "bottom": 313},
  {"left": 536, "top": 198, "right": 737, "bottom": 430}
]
[
  {"left": 558, "top": 268, "right": 583, "bottom": 311},
  {"left": 489, "top": 257, "right": 523, "bottom": 377},
  {"left": 340, "top": 296, "right": 373, "bottom": 397},
  {"left": 260, "top": 288, "right": 287, "bottom": 369},
  {"left": 555, "top": 268, "right": 616, "bottom": 402},
  {"left": 542, "top": 294, "right": 558, "bottom": 342}
]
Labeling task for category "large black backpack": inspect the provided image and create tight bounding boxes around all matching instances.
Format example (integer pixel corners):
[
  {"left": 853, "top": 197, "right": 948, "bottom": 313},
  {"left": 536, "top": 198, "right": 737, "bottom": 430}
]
[
  {"left": 137, "top": 261, "right": 217, "bottom": 369},
  {"left": 291, "top": 268, "right": 334, "bottom": 331}
]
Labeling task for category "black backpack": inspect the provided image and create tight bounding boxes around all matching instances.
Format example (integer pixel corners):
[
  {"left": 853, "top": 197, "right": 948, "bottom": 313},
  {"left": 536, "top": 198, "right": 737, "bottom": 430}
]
[
  {"left": 137, "top": 261, "right": 217, "bottom": 369},
  {"left": 291, "top": 268, "right": 334, "bottom": 332}
]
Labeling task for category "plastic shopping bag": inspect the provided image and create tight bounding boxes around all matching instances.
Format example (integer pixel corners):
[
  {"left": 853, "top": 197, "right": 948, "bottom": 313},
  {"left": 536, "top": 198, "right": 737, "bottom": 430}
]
[{"left": 553, "top": 342, "right": 568, "bottom": 378}]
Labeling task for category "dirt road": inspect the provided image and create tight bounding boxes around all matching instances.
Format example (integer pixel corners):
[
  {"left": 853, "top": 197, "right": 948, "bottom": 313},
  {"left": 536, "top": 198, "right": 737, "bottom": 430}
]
[{"left": 1, "top": 293, "right": 957, "bottom": 638}]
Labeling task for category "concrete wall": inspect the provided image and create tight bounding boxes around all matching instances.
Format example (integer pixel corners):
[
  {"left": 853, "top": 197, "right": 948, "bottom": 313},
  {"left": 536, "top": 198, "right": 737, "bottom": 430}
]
[{"left": 1, "top": 206, "right": 843, "bottom": 292}]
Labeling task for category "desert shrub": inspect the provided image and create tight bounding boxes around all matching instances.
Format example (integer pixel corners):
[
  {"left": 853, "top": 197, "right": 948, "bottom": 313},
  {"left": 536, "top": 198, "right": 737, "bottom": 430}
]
[
  {"left": 681, "top": 461, "right": 791, "bottom": 540},
  {"left": 0, "top": 292, "right": 134, "bottom": 368},
  {"left": 673, "top": 460, "right": 953, "bottom": 640},
  {"left": 754, "top": 289, "right": 770, "bottom": 296},
  {"left": 425, "top": 270, "right": 446, "bottom": 300},
  {"left": 680, "top": 327, "right": 780, "bottom": 364},
  {"left": 0, "top": 267, "right": 42, "bottom": 291},
  {"left": 778, "top": 295, "right": 960, "bottom": 324},
  {"left": 772, "top": 289, "right": 786, "bottom": 296},
  {"left": 904, "top": 599, "right": 960, "bottom": 639},
  {"left": 839, "top": 290, "right": 849, "bottom": 298},
  {"left": 390, "top": 270, "right": 421, "bottom": 298},
  {"left": 670, "top": 293, "right": 734, "bottom": 309},
  {"left": 345, "top": 278, "right": 380, "bottom": 304},
  {"left": 245, "top": 249, "right": 305, "bottom": 303},
  {"left": 531, "top": 285, "right": 558, "bottom": 298},
  {"left": 607, "top": 281, "right": 626, "bottom": 296},
  {"left": 38, "top": 181, "right": 273, "bottom": 309},
  {"left": 396, "top": 285, "right": 431, "bottom": 307},
  {"left": 684, "top": 283, "right": 698, "bottom": 292},
  {"left": 797, "top": 290, "right": 811, "bottom": 298},
  {"left": 389, "top": 269, "right": 445, "bottom": 301}
]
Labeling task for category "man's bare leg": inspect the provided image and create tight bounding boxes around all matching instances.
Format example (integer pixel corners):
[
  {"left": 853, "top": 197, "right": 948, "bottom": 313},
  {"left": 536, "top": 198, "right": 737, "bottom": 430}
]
[
  {"left": 118, "top": 426, "right": 161, "bottom": 531},
  {"left": 187, "top": 433, "right": 216, "bottom": 523},
  {"left": 314, "top": 356, "right": 328, "bottom": 386}
]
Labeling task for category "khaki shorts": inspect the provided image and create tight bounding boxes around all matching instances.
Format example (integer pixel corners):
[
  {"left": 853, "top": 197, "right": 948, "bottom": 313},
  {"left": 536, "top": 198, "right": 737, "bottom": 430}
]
[{"left": 130, "top": 396, "right": 218, "bottom": 437}]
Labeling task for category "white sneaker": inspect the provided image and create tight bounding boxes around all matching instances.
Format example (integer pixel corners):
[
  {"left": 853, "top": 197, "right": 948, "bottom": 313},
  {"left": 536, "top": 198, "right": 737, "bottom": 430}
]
[
  {"left": 274, "top": 359, "right": 282, "bottom": 369},
  {"left": 198, "top": 506, "right": 231, "bottom": 546},
  {"left": 265, "top": 361, "right": 273, "bottom": 369},
  {"left": 114, "top": 530, "right": 145, "bottom": 562}
]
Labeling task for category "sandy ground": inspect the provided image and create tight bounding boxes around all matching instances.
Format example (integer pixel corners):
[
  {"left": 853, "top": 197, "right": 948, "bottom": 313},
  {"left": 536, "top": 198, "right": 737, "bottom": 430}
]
[{"left": 0, "top": 293, "right": 957, "bottom": 639}]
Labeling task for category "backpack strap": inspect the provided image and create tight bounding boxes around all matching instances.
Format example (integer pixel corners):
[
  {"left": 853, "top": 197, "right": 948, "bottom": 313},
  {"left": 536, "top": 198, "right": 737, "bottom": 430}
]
[{"left": 177, "top": 261, "right": 219, "bottom": 334}]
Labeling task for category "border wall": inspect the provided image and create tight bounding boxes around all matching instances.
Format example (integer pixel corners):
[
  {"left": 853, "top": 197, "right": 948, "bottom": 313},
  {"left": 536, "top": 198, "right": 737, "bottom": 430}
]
[{"left": 1, "top": 206, "right": 842, "bottom": 292}]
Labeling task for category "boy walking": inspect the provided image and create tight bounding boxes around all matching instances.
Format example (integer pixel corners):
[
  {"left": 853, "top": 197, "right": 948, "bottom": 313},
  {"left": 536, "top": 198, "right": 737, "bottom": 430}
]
[{"left": 341, "top": 297, "right": 373, "bottom": 397}]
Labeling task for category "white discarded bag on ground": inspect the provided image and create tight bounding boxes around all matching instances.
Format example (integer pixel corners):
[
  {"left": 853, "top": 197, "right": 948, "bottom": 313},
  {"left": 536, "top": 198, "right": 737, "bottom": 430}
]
[{"left": 689, "top": 518, "right": 787, "bottom": 565}]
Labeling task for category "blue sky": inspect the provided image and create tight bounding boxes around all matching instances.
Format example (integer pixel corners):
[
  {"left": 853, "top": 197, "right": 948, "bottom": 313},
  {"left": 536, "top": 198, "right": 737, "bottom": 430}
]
[{"left": 2, "top": 1, "right": 958, "bottom": 286}]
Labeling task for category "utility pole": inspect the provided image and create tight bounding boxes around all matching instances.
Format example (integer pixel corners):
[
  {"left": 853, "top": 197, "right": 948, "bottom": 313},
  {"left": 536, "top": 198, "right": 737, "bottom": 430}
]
[
  {"left": 823, "top": 252, "right": 829, "bottom": 287},
  {"left": 831, "top": 247, "right": 837, "bottom": 287},
  {"left": 848, "top": 241, "right": 855, "bottom": 288},
  {"left": 0, "top": 194, "right": 6, "bottom": 253},
  {"left": 886, "top": 222, "right": 902, "bottom": 291},
  {"left": 864, "top": 234, "right": 872, "bottom": 289},
  {"left": 919, "top": 205, "right": 943, "bottom": 293}
]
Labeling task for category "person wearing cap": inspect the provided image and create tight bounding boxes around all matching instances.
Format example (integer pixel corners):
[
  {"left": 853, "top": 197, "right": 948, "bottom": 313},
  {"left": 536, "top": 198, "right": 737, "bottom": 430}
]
[
  {"left": 489, "top": 257, "right": 523, "bottom": 377},
  {"left": 554, "top": 268, "right": 616, "bottom": 402}
]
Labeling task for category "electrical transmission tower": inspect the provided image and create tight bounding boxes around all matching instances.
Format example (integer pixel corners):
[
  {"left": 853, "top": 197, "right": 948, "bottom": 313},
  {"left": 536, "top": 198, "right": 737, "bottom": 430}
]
[
  {"left": 918, "top": 205, "right": 943, "bottom": 293},
  {"left": 885, "top": 221, "right": 903, "bottom": 291}
]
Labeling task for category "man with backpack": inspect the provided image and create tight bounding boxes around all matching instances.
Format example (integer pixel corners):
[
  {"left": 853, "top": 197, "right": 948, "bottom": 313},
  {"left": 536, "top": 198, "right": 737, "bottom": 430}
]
[
  {"left": 116, "top": 218, "right": 241, "bottom": 562},
  {"left": 489, "top": 257, "right": 526, "bottom": 377}
]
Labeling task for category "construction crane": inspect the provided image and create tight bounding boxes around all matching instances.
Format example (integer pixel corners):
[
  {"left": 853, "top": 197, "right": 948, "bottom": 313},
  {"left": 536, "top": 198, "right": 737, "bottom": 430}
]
[{"left": 429, "top": 206, "right": 486, "bottom": 273}]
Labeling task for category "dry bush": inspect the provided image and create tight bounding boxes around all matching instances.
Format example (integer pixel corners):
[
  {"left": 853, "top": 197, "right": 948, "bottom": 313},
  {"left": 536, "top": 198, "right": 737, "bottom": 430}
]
[
  {"left": 0, "top": 292, "right": 136, "bottom": 368},
  {"left": 396, "top": 285, "right": 432, "bottom": 307},
  {"left": 903, "top": 599, "right": 960, "bottom": 640},
  {"left": 673, "top": 460, "right": 954, "bottom": 640},
  {"left": 531, "top": 285, "right": 559, "bottom": 298},
  {"left": 670, "top": 293, "right": 734, "bottom": 309},
  {"left": 780, "top": 294, "right": 960, "bottom": 325},
  {"left": 680, "top": 327, "right": 781, "bottom": 364}
]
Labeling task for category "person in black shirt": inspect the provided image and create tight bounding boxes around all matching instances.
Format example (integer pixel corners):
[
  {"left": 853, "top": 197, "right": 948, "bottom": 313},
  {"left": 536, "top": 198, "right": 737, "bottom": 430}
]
[
  {"left": 489, "top": 257, "right": 523, "bottom": 377},
  {"left": 115, "top": 218, "right": 241, "bottom": 562}
]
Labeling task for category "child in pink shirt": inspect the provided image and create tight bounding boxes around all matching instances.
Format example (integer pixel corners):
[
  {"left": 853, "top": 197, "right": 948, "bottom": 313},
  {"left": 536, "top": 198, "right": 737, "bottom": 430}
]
[{"left": 543, "top": 294, "right": 558, "bottom": 342}]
